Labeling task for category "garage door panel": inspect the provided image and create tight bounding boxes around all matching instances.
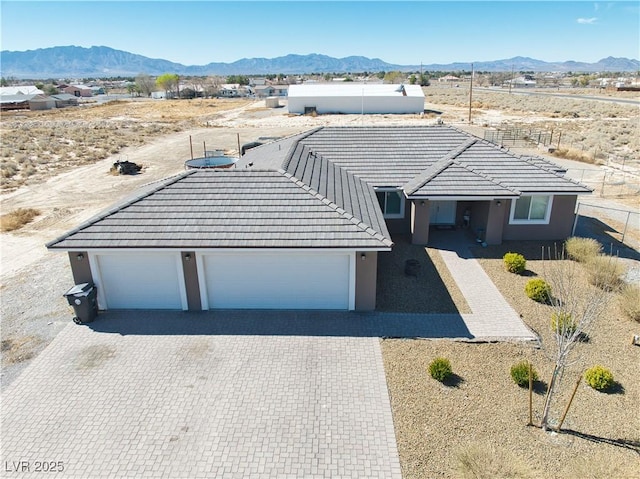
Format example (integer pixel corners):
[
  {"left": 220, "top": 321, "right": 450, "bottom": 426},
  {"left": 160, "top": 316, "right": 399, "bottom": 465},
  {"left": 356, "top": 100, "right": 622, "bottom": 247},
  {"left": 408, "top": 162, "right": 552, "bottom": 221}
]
[
  {"left": 97, "top": 254, "right": 183, "bottom": 309},
  {"left": 204, "top": 253, "right": 350, "bottom": 309}
]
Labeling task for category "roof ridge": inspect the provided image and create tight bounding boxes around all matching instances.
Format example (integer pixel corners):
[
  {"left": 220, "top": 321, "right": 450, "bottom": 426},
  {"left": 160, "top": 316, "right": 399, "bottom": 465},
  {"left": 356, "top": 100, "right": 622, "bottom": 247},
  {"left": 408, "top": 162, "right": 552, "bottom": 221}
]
[
  {"left": 281, "top": 127, "right": 323, "bottom": 170},
  {"left": 46, "top": 170, "right": 195, "bottom": 248},
  {"left": 278, "top": 168, "right": 392, "bottom": 247},
  {"left": 403, "top": 138, "right": 477, "bottom": 195}
]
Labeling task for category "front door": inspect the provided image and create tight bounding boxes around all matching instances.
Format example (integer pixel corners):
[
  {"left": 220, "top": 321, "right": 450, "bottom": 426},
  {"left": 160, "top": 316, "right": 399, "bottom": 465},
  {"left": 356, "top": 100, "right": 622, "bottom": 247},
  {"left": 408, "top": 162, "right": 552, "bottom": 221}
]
[{"left": 429, "top": 201, "right": 457, "bottom": 225}]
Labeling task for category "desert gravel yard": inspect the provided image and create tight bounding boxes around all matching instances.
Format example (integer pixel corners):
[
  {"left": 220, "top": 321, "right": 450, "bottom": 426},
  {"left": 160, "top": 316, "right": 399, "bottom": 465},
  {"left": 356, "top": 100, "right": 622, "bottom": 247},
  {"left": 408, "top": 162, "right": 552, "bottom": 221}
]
[{"left": 383, "top": 240, "right": 639, "bottom": 478}]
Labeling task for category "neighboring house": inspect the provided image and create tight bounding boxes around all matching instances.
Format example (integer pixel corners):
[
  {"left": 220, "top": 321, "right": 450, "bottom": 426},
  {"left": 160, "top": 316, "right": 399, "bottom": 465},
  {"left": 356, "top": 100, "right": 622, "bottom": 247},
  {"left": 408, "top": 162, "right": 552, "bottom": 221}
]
[
  {"left": 0, "top": 85, "right": 44, "bottom": 95},
  {"left": 438, "top": 75, "right": 461, "bottom": 83},
  {"left": 0, "top": 94, "right": 55, "bottom": 111},
  {"left": 63, "top": 85, "right": 93, "bottom": 97},
  {"left": 287, "top": 84, "right": 424, "bottom": 114},
  {"left": 47, "top": 125, "right": 590, "bottom": 312},
  {"left": 50, "top": 93, "right": 79, "bottom": 108},
  {"left": 0, "top": 94, "right": 32, "bottom": 111},
  {"left": 255, "top": 85, "right": 289, "bottom": 98},
  {"left": 218, "top": 84, "right": 253, "bottom": 97},
  {"left": 505, "top": 76, "right": 537, "bottom": 88}
]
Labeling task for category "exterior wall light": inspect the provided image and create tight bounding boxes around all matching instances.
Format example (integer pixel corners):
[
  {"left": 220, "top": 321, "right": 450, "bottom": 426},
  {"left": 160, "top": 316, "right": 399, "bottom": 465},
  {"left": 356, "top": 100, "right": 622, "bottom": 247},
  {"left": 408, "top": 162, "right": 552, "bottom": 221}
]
[
  {"left": 361, "top": 253, "right": 366, "bottom": 261},
  {"left": 496, "top": 200, "right": 502, "bottom": 206},
  {"left": 76, "top": 253, "right": 84, "bottom": 261},
  {"left": 184, "top": 253, "right": 192, "bottom": 261}
]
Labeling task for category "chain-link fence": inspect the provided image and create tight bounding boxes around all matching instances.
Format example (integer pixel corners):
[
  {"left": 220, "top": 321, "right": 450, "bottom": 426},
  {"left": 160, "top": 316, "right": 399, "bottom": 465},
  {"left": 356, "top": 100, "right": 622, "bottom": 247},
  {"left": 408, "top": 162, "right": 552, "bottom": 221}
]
[
  {"left": 564, "top": 168, "right": 640, "bottom": 198},
  {"left": 484, "top": 127, "right": 555, "bottom": 147},
  {"left": 573, "top": 202, "right": 640, "bottom": 250}
]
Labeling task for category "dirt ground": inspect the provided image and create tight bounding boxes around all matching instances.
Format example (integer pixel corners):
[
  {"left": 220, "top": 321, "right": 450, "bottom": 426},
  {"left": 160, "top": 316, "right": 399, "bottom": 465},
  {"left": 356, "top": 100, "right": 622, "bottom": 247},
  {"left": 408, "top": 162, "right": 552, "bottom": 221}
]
[{"left": 1, "top": 92, "right": 639, "bottom": 475}]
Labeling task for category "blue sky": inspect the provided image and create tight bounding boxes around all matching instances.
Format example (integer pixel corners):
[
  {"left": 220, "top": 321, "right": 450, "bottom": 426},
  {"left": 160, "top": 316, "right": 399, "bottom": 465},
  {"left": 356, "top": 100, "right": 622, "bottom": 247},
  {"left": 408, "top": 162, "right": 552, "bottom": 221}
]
[{"left": 1, "top": 1, "right": 639, "bottom": 65}]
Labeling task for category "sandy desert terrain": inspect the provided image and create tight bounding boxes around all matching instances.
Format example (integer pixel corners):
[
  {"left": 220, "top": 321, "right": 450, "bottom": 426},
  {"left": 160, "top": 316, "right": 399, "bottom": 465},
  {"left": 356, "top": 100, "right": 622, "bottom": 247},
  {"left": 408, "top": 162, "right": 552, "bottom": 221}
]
[{"left": 1, "top": 88, "right": 639, "bottom": 478}]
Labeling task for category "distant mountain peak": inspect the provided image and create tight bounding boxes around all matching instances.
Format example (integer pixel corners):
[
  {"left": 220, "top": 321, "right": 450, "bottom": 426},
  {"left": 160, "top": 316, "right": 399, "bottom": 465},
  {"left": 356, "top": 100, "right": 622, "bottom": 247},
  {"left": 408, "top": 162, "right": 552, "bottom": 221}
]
[{"left": 0, "top": 45, "right": 638, "bottom": 79}]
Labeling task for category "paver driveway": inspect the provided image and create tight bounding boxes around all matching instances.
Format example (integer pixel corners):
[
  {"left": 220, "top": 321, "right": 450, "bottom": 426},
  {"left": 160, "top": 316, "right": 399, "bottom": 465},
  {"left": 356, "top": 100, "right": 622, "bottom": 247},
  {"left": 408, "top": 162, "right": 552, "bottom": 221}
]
[{"left": 1, "top": 319, "right": 401, "bottom": 478}]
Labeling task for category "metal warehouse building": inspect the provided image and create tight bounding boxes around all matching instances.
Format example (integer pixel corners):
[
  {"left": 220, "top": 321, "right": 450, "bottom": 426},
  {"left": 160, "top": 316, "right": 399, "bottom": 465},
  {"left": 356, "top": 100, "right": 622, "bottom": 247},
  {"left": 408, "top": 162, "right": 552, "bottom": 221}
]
[{"left": 287, "top": 83, "right": 425, "bottom": 115}]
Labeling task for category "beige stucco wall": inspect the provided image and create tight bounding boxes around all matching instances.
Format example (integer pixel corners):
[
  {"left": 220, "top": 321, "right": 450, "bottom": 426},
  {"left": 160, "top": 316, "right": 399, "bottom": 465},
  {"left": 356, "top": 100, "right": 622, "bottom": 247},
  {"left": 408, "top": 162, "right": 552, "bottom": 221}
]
[{"left": 355, "top": 251, "right": 378, "bottom": 311}]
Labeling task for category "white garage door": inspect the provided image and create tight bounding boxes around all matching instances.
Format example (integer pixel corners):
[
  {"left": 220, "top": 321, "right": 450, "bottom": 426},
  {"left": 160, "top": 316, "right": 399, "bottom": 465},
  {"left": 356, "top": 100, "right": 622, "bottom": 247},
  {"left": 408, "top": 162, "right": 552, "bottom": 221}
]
[
  {"left": 202, "top": 252, "right": 351, "bottom": 310},
  {"left": 95, "top": 253, "right": 184, "bottom": 309}
]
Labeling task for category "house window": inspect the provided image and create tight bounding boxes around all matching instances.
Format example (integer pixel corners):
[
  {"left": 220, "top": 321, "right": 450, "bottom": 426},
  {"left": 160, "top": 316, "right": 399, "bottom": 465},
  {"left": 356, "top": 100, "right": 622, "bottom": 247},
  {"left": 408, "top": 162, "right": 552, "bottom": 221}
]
[
  {"left": 510, "top": 195, "right": 553, "bottom": 224},
  {"left": 376, "top": 189, "right": 404, "bottom": 219}
]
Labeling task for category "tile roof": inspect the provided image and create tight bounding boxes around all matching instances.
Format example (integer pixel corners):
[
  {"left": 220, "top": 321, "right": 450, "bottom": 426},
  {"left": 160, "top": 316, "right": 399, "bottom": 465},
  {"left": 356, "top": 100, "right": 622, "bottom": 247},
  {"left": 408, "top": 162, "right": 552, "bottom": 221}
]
[
  {"left": 287, "top": 125, "right": 591, "bottom": 196},
  {"left": 47, "top": 169, "right": 392, "bottom": 250},
  {"left": 48, "top": 125, "right": 590, "bottom": 252}
]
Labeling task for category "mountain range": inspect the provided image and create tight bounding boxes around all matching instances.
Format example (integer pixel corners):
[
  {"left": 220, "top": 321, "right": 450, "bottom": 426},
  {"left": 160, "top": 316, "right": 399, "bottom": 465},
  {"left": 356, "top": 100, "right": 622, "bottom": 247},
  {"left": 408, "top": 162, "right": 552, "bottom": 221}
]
[{"left": 1, "top": 46, "right": 638, "bottom": 78}]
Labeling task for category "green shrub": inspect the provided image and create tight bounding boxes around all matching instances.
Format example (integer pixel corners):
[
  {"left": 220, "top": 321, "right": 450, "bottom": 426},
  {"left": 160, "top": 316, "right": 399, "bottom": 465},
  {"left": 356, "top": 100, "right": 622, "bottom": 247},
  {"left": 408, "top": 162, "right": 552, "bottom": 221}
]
[
  {"left": 429, "top": 357, "right": 452, "bottom": 382},
  {"left": 584, "top": 365, "right": 614, "bottom": 391},
  {"left": 525, "top": 278, "right": 551, "bottom": 303},
  {"left": 586, "top": 255, "right": 625, "bottom": 291},
  {"left": 551, "top": 312, "right": 577, "bottom": 336},
  {"left": 510, "top": 360, "right": 538, "bottom": 387},
  {"left": 565, "top": 237, "right": 602, "bottom": 263},
  {"left": 503, "top": 252, "right": 526, "bottom": 274},
  {"left": 619, "top": 283, "right": 640, "bottom": 322}
]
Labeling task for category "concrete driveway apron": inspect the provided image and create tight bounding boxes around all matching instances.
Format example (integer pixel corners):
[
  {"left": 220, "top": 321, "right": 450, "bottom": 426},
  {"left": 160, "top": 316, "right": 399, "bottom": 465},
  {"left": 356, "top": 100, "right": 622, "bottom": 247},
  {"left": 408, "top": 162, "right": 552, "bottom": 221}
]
[{"left": 1, "top": 318, "right": 401, "bottom": 478}]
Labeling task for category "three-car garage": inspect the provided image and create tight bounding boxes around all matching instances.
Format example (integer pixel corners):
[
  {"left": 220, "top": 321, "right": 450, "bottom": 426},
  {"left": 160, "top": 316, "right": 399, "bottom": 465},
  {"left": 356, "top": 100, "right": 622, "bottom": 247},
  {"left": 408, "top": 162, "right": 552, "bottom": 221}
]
[{"left": 88, "top": 250, "right": 355, "bottom": 311}]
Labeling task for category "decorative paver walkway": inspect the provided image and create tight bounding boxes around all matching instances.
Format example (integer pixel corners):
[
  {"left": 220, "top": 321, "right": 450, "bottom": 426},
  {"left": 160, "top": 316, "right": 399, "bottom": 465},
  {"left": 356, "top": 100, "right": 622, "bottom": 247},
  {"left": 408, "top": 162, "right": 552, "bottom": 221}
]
[{"left": 429, "top": 231, "right": 537, "bottom": 341}]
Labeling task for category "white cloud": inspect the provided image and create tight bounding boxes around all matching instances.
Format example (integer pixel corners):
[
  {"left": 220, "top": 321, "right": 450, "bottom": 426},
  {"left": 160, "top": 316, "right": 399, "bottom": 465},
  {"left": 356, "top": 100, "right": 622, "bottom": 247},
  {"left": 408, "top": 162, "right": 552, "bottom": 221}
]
[{"left": 577, "top": 17, "right": 598, "bottom": 24}]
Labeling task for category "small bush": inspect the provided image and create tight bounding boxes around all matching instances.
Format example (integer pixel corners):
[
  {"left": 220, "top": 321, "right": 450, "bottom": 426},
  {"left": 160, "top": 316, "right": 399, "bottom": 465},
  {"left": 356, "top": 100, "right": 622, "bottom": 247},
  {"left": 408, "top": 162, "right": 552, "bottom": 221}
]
[
  {"left": 503, "top": 252, "right": 526, "bottom": 274},
  {"left": 510, "top": 361, "right": 538, "bottom": 387},
  {"left": 525, "top": 278, "right": 551, "bottom": 303},
  {"left": 551, "top": 312, "right": 577, "bottom": 336},
  {"left": 429, "top": 357, "right": 452, "bottom": 382},
  {"left": 0, "top": 208, "right": 41, "bottom": 232},
  {"left": 585, "top": 255, "right": 625, "bottom": 291},
  {"left": 565, "top": 237, "right": 602, "bottom": 263},
  {"left": 619, "top": 283, "right": 640, "bottom": 322},
  {"left": 584, "top": 365, "right": 614, "bottom": 391}
]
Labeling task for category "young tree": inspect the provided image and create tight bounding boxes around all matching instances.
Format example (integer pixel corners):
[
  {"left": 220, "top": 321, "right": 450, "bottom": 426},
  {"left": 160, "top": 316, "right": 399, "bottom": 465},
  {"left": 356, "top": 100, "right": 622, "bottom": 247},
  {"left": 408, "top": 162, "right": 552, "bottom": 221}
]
[
  {"left": 538, "top": 246, "right": 619, "bottom": 431},
  {"left": 43, "top": 84, "right": 60, "bottom": 95},
  {"left": 156, "top": 73, "right": 180, "bottom": 97},
  {"left": 419, "top": 73, "right": 431, "bottom": 87},
  {"left": 383, "top": 71, "right": 404, "bottom": 84},
  {"left": 135, "top": 73, "right": 155, "bottom": 97}
]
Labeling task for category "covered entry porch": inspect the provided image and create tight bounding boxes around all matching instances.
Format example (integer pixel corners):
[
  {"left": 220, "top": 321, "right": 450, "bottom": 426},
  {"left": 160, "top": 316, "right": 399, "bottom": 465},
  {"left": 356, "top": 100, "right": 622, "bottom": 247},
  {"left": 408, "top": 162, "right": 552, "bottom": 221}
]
[{"left": 410, "top": 198, "right": 509, "bottom": 245}]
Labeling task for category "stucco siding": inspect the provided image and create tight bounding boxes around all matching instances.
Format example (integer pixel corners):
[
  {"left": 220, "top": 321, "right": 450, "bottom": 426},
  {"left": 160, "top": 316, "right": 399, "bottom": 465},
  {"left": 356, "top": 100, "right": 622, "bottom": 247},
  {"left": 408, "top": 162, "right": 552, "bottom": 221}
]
[
  {"left": 68, "top": 251, "right": 93, "bottom": 285},
  {"left": 355, "top": 251, "right": 378, "bottom": 311},
  {"left": 181, "top": 251, "right": 202, "bottom": 311},
  {"left": 502, "top": 195, "right": 577, "bottom": 241}
]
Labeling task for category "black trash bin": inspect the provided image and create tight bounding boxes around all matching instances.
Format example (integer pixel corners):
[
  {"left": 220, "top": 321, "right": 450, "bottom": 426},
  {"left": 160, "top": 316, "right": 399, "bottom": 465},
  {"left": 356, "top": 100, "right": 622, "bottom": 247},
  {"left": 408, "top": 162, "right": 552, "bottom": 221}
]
[{"left": 64, "top": 282, "right": 98, "bottom": 324}]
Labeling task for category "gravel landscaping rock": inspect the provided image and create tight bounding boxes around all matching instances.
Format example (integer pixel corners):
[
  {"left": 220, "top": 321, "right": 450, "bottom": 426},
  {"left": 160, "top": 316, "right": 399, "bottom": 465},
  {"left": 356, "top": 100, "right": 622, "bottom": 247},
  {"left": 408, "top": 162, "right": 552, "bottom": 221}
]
[{"left": 383, "top": 239, "right": 639, "bottom": 478}]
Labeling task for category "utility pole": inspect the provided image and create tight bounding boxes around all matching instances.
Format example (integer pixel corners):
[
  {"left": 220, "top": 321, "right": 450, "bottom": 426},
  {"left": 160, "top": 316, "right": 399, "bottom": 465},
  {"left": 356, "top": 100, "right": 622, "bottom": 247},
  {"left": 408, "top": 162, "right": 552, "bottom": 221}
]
[
  {"left": 509, "top": 64, "right": 514, "bottom": 94},
  {"left": 468, "top": 63, "right": 473, "bottom": 123}
]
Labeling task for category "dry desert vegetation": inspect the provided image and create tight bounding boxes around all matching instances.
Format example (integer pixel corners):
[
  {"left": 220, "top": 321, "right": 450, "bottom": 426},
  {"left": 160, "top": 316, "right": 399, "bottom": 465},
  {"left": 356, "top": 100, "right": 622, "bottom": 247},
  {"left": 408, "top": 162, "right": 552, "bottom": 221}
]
[{"left": 1, "top": 87, "right": 639, "bottom": 478}]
